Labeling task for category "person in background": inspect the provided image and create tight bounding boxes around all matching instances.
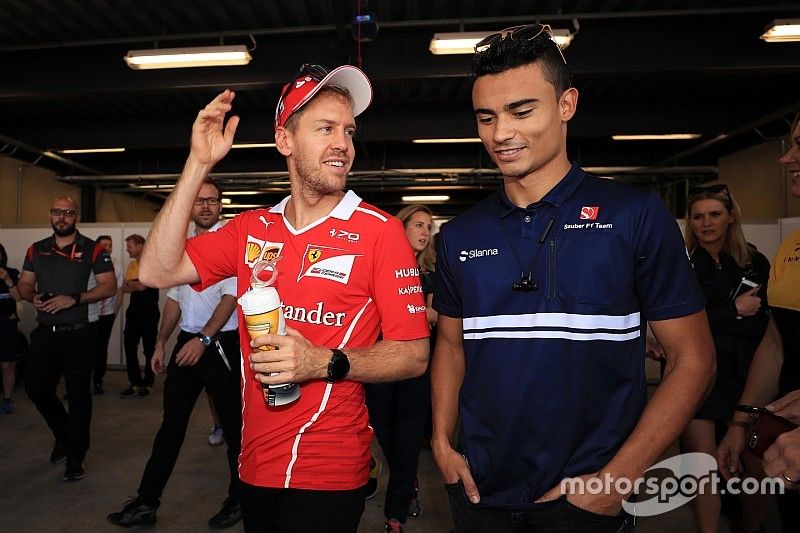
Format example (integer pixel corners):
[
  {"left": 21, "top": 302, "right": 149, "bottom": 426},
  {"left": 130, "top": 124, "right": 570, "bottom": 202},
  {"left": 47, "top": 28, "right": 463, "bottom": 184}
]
[
  {"left": 92, "top": 235, "right": 123, "bottom": 395},
  {"left": 682, "top": 185, "right": 770, "bottom": 533},
  {"left": 108, "top": 180, "right": 242, "bottom": 529},
  {"left": 121, "top": 234, "right": 159, "bottom": 398},
  {"left": 0, "top": 242, "right": 22, "bottom": 414},
  {"left": 432, "top": 25, "right": 714, "bottom": 532},
  {"left": 365, "top": 204, "right": 437, "bottom": 532},
  {"left": 16, "top": 196, "right": 116, "bottom": 481},
  {"left": 206, "top": 394, "right": 225, "bottom": 446},
  {"left": 718, "top": 111, "right": 800, "bottom": 532}
]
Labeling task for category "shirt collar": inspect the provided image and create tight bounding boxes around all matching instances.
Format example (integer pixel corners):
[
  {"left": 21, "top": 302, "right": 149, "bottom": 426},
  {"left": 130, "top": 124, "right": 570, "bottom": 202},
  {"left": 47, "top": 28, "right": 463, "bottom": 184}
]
[
  {"left": 269, "top": 190, "right": 363, "bottom": 221},
  {"left": 47, "top": 230, "right": 84, "bottom": 250},
  {"left": 496, "top": 162, "right": 586, "bottom": 217}
]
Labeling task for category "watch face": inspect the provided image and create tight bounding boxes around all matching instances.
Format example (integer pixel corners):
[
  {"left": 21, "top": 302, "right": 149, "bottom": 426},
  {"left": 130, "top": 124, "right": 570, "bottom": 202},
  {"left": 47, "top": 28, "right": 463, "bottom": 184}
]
[{"left": 329, "top": 351, "right": 350, "bottom": 381}]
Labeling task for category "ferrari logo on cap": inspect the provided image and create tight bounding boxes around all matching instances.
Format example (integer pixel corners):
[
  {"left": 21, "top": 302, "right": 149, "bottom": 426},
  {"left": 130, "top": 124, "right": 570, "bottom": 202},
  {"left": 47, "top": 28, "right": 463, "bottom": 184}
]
[{"left": 307, "top": 249, "right": 322, "bottom": 263}]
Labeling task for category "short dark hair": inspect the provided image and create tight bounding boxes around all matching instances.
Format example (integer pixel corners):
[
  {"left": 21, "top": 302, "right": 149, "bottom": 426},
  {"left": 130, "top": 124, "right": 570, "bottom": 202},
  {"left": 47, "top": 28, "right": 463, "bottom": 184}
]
[
  {"left": 202, "top": 178, "right": 222, "bottom": 198},
  {"left": 96, "top": 235, "right": 112, "bottom": 242},
  {"left": 471, "top": 31, "right": 572, "bottom": 98}
]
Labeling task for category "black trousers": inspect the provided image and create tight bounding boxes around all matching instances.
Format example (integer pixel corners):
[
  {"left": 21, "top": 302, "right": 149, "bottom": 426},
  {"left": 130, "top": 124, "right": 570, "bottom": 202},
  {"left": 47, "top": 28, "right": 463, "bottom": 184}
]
[
  {"left": 92, "top": 313, "right": 115, "bottom": 385},
  {"left": 447, "top": 483, "right": 631, "bottom": 533},
  {"left": 239, "top": 480, "right": 364, "bottom": 533},
  {"left": 123, "top": 307, "right": 158, "bottom": 387},
  {"left": 25, "top": 323, "right": 97, "bottom": 463},
  {"left": 364, "top": 371, "right": 430, "bottom": 523},
  {"left": 137, "top": 330, "right": 241, "bottom": 505}
]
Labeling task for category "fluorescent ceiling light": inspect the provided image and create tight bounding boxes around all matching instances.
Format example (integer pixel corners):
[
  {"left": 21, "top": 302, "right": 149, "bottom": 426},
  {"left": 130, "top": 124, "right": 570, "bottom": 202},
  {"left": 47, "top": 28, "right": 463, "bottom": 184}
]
[
  {"left": 60, "top": 147, "right": 125, "bottom": 154},
  {"left": 402, "top": 195, "right": 450, "bottom": 202},
  {"left": 221, "top": 198, "right": 232, "bottom": 205},
  {"left": 224, "top": 191, "right": 261, "bottom": 195},
  {"left": 124, "top": 45, "right": 252, "bottom": 70},
  {"left": 430, "top": 28, "right": 573, "bottom": 55},
  {"left": 612, "top": 134, "right": 701, "bottom": 141},
  {"left": 225, "top": 203, "right": 265, "bottom": 209},
  {"left": 412, "top": 138, "right": 481, "bottom": 144},
  {"left": 761, "top": 19, "right": 800, "bottom": 42},
  {"left": 232, "top": 143, "right": 276, "bottom": 149}
]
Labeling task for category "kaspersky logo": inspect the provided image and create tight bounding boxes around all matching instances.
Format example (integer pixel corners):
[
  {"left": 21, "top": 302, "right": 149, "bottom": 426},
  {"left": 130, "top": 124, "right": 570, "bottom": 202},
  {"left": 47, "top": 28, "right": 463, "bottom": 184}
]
[{"left": 459, "top": 248, "right": 499, "bottom": 262}]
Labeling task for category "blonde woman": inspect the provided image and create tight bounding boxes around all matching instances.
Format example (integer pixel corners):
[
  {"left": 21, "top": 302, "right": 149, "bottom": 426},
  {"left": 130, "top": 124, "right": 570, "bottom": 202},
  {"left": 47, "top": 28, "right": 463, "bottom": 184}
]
[
  {"left": 365, "top": 205, "right": 436, "bottom": 533},
  {"left": 683, "top": 185, "right": 770, "bottom": 533}
]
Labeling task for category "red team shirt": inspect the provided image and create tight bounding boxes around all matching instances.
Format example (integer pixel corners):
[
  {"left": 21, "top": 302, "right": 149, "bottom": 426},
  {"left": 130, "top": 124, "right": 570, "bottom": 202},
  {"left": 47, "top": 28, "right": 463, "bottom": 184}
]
[{"left": 186, "top": 191, "right": 429, "bottom": 490}]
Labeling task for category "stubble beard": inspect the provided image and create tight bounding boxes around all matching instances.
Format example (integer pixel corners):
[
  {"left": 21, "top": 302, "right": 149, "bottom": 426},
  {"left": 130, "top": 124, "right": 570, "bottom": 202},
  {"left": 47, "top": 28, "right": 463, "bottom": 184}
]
[
  {"left": 52, "top": 221, "right": 76, "bottom": 237},
  {"left": 294, "top": 151, "right": 345, "bottom": 197}
]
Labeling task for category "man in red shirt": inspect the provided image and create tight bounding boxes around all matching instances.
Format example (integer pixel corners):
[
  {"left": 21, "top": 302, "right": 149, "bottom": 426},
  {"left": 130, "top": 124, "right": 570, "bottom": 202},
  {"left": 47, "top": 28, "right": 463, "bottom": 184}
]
[{"left": 139, "top": 64, "right": 429, "bottom": 531}]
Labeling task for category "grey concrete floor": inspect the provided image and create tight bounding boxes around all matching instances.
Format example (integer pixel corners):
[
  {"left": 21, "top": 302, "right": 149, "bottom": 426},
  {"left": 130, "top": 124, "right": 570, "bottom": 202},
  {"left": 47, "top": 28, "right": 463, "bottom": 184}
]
[{"left": 0, "top": 370, "right": 784, "bottom": 532}]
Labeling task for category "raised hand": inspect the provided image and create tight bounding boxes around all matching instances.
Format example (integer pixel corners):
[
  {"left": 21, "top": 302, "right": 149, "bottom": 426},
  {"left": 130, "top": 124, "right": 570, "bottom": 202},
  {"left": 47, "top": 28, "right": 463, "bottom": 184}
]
[{"left": 189, "top": 89, "right": 240, "bottom": 167}]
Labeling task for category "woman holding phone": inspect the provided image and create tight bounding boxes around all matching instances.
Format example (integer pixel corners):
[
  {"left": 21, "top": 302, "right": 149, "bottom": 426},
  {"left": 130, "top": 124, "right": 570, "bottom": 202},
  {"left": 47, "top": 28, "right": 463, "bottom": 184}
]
[
  {"left": 683, "top": 185, "right": 771, "bottom": 533},
  {"left": 718, "top": 112, "right": 800, "bottom": 532}
]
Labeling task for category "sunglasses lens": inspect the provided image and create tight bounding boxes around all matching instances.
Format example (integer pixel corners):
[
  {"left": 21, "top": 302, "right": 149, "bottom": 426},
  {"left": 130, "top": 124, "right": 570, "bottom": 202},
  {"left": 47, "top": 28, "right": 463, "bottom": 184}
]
[
  {"left": 300, "top": 64, "right": 328, "bottom": 81},
  {"left": 475, "top": 24, "right": 549, "bottom": 53}
]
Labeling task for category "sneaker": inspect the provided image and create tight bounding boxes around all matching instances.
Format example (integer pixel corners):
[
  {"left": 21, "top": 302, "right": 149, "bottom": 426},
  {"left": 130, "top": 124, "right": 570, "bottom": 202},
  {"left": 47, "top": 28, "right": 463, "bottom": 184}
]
[
  {"left": 208, "top": 497, "right": 242, "bottom": 529},
  {"left": 384, "top": 518, "right": 403, "bottom": 532},
  {"left": 107, "top": 497, "right": 157, "bottom": 527},
  {"left": 136, "top": 387, "right": 150, "bottom": 398},
  {"left": 365, "top": 452, "right": 381, "bottom": 500},
  {"left": 408, "top": 477, "right": 421, "bottom": 518},
  {"left": 93, "top": 382, "right": 104, "bottom": 395},
  {"left": 0, "top": 398, "right": 13, "bottom": 414},
  {"left": 120, "top": 386, "right": 138, "bottom": 399},
  {"left": 50, "top": 441, "right": 66, "bottom": 464},
  {"left": 208, "top": 425, "right": 224, "bottom": 446},
  {"left": 64, "top": 461, "right": 85, "bottom": 481}
]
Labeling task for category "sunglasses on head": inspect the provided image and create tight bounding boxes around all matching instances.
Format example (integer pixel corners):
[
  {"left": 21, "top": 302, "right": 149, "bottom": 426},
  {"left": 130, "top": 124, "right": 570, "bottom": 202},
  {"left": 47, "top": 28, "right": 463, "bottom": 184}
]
[
  {"left": 688, "top": 184, "right": 732, "bottom": 199},
  {"left": 278, "top": 64, "right": 329, "bottom": 104},
  {"left": 475, "top": 24, "right": 566, "bottom": 64}
]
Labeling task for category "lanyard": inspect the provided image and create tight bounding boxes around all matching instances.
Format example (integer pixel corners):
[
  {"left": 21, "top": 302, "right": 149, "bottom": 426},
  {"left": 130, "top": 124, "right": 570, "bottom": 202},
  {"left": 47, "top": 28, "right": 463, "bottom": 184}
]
[{"left": 53, "top": 241, "right": 77, "bottom": 261}]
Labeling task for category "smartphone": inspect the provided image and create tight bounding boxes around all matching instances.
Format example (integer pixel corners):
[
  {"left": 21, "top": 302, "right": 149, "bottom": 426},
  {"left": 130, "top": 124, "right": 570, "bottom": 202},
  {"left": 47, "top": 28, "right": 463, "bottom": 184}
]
[
  {"left": 735, "top": 404, "right": 769, "bottom": 415},
  {"left": 39, "top": 292, "right": 54, "bottom": 302},
  {"left": 734, "top": 278, "right": 759, "bottom": 298}
]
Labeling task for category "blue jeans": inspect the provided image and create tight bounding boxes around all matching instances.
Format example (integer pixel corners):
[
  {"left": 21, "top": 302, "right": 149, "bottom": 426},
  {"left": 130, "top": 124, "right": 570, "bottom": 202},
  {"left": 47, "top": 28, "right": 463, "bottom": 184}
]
[{"left": 446, "top": 481, "right": 632, "bottom": 533}]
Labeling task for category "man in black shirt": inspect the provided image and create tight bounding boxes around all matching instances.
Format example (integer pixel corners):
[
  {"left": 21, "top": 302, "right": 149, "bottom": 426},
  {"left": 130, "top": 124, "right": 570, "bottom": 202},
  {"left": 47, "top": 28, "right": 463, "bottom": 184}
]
[
  {"left": 16, "top": 196, "right": 116, "bottom": 481},
  {"left": 121, "top": 234, "right": 160, "bottom": 398}
]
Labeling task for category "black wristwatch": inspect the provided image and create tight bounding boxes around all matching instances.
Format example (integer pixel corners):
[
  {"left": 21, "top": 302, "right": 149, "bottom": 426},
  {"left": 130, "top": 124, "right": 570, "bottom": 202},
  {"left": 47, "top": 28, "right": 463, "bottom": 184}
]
[
  {"left": 72, "top": 293, "right": 81, "bottom": 305},
  {"left": 195, "top": 332, "right": 213, "bottom": 347},
  {"left": 327, "top": 349, "right": 350, "bottom": 383}
]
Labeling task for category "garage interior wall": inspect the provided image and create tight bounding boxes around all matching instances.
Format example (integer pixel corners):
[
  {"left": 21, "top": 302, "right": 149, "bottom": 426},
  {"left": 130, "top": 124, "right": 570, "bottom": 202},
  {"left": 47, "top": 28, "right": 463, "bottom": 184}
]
[{"left": 0, "top": 156, "right": 160, "bottom": 225}]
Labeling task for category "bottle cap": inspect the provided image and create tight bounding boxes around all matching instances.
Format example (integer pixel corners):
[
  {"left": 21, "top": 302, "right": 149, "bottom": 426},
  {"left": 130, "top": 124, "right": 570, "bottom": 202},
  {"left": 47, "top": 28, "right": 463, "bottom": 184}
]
[{"left": 238, "top": 258, "right": 282, "bottom": 315}]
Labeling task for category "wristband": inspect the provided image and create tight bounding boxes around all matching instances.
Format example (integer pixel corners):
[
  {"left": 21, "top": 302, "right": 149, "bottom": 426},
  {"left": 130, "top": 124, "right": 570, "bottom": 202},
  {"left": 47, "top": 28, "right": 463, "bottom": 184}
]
[{"left": 72, "top": 293, "right": 81, "bottom": 305}]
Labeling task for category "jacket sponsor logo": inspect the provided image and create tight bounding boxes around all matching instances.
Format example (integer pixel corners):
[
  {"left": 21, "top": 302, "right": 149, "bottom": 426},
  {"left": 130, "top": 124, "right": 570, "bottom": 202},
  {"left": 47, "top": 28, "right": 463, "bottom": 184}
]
[
  {"left": 307, "top": 249, "right": 323, "bottom": 263},
  {"left": 329, "top": 228, "right": 361, "bottom": 242},
  {"left": 406, "top": 303, "right": 427, "bottom": 314},
  {"left": 297, "top": 244, "right": 361, "bottom": 284},
  {"left": 579, "top": 206, "right": 599, "bottom": 220},
  {"left": 563, "top": 222, "right": 614, "bottom": 230},
  {"left": 282, "top": 301, "right": 346, "bottom": 327},
  {"left": 459, "top": 248, "right": 498, "bottom": 262},
  {"left": 395, "top": 267, "right": 419, "bottom": 279},
  {"left": 245, "top": 236, "right": 283, "bottom": 268},
  {"left": 398, "top": 284, "right": 423, "bottom": 295}
]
